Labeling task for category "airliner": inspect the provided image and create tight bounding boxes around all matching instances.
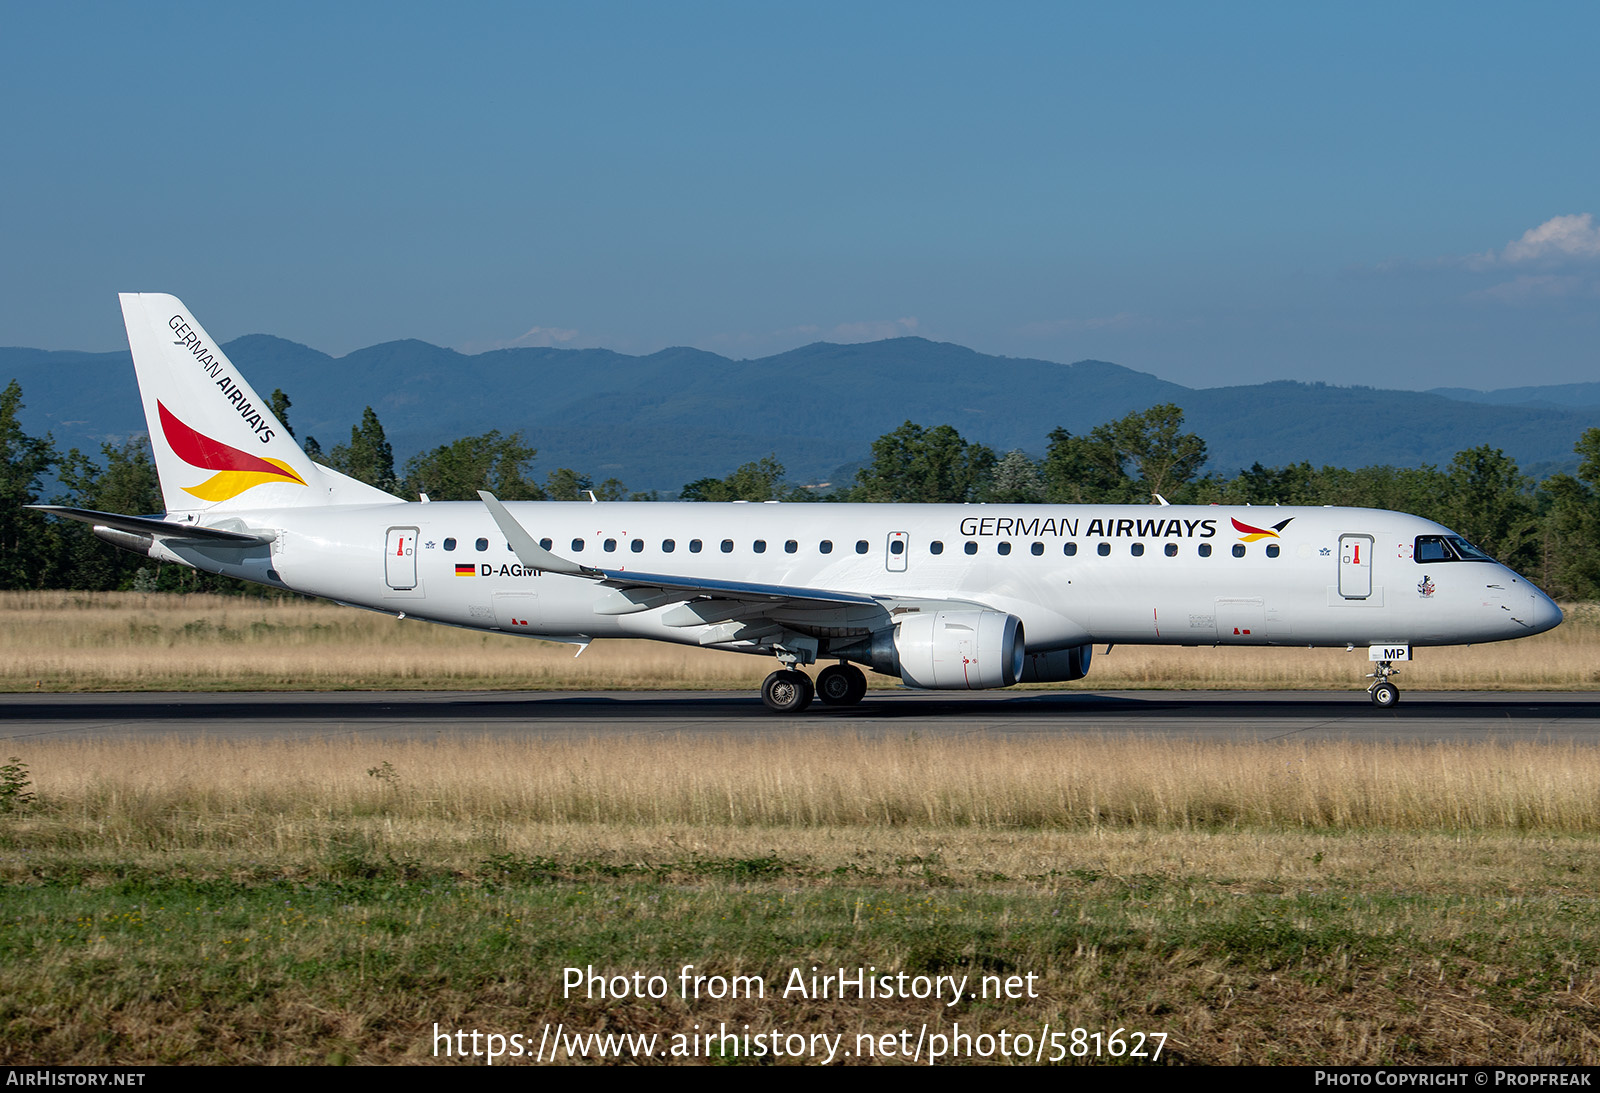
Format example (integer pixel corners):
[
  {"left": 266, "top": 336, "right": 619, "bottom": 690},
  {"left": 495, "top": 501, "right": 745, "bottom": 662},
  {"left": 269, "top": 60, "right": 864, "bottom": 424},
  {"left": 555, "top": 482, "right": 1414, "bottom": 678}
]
[{"left": 30, "top": 294, "right": 1564, "bottom": 711}]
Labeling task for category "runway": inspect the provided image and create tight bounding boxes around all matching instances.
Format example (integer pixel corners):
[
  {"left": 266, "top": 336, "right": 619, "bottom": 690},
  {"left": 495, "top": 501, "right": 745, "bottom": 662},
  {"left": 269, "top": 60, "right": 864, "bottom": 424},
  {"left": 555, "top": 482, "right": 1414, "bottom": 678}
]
[{"left": 3, "top": 690, "right": 1599, "bottom": 744}]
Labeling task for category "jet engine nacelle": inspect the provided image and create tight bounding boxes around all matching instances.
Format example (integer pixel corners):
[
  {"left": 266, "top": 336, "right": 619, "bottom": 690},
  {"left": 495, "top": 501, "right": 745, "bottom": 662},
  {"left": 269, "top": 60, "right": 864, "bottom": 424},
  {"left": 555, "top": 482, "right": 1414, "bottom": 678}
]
[
  {"left": 1017, "top": 643, "right": 1093, "bottom": 683},
  {"left": 886, "top": 609, "right": 1026, "bottom": 690}
]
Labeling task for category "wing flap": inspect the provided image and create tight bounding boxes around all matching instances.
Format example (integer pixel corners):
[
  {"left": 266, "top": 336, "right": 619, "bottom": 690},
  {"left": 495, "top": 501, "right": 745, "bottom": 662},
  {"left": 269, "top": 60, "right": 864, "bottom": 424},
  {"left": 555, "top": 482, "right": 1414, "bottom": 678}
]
[{"left": 596, "top": 568, "right": 878, "bottom": 607}]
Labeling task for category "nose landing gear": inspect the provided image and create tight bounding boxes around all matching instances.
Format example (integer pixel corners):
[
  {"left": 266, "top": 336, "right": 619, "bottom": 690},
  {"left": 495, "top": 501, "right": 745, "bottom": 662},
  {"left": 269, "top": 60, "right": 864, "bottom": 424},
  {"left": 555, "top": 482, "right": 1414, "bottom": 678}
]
[{"left": 1368, "top": 660, "right": 1400, "bottom": 708}]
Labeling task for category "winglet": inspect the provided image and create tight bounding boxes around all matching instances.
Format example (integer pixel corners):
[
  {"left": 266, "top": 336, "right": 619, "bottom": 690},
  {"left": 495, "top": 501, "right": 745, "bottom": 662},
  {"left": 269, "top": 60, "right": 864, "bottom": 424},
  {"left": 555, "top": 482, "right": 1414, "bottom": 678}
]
[{"left": 478, "top": 491, "right": 599, "bottom": 577}]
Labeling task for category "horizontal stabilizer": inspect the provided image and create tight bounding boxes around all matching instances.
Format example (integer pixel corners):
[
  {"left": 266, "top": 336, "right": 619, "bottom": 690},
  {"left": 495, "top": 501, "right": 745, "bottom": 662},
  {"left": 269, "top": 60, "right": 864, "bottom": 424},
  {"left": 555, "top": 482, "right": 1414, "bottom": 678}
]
[{"left": 26, "top": 505, "right": 273, "bottom": 544}]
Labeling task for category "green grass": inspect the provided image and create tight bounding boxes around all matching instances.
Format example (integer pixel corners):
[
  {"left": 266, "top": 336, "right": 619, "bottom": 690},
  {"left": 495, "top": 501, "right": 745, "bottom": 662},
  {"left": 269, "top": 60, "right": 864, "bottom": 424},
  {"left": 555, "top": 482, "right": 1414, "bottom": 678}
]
[{"left": 3, "top": 842, "right": 1600, "bottom": 1065}]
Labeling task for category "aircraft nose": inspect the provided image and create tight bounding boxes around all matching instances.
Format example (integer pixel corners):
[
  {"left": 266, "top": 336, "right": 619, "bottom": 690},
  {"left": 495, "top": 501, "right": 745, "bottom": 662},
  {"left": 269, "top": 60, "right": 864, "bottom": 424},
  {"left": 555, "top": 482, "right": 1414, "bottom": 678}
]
[{"left": 1529, "top": 591, "right": 1563, "bottom": 635}]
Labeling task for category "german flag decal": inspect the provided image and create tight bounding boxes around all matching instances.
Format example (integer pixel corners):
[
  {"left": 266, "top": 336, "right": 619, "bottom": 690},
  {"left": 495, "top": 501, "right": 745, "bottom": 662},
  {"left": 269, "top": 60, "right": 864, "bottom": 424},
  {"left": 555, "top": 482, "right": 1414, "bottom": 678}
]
[
  {"left": 455, "top": 564, "right": 476, "bottom": 576},
  {"left": 1232, "top": 516, "right": 1294, "bottom": 542},
  {"left": 159, "top": 402, "right": 307, "bottom": 501}
]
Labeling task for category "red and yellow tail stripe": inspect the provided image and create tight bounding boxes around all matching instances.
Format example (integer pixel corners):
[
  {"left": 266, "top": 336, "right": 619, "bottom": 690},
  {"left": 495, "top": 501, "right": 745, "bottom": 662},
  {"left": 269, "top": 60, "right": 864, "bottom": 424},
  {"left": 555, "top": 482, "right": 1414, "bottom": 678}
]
[{"left": 159, "top": 402, "right": 306, "bottom": 501}]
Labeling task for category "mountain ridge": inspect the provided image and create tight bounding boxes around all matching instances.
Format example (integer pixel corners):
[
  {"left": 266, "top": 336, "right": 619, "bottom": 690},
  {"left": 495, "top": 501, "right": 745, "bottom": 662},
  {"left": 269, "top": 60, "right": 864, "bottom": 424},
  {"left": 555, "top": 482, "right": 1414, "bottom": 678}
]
[{"left": 2, "top": 337, "right": 1594, "bottom": 492}]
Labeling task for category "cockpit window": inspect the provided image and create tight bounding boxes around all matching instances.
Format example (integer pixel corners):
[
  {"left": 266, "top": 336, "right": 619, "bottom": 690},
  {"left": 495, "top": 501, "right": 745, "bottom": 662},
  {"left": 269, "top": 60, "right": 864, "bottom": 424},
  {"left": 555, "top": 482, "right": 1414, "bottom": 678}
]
[
  {"left": 1415, "top": 535, "right": 1496, "bottom": 563},
  {"left": 1415, "top": 536, "right": 1454, "bottom": 562},
  {"left": 1449, "top": 536, "right": 1495, "bottom": 562}
]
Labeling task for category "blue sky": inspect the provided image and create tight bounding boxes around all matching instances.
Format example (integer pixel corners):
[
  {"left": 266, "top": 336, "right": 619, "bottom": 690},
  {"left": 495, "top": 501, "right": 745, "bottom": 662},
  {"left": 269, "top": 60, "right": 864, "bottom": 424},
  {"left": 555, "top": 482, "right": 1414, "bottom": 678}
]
[{"left": 3, "top": 1, "right": 1597, "bottom": 391}]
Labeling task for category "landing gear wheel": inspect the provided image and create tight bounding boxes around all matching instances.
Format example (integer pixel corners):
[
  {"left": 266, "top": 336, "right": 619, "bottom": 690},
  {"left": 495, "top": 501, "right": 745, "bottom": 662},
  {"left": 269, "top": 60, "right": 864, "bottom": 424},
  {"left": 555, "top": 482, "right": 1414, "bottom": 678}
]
[
  {"left": 816, "top": 663, "right": 868, "bottom": 706},
  {"left": 1367, "top": 657, "right": 1401, "bottom": 708},
  {"left": 761, "top": 669, "right": 814, "bottom": 713}
]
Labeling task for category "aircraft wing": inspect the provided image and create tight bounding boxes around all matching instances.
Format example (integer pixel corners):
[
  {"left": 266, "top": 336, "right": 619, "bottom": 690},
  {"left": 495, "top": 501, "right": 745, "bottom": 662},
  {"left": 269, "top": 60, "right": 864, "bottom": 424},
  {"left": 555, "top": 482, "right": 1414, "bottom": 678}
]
[
  {"left": 27, "top": 505, "right": 273, "bottom": 544},
  {"left": 478, "top": 492, "right": 881, "bottom": 619},
  {"left": 595, "top": 568, "right": 876, "bottom": 605}
]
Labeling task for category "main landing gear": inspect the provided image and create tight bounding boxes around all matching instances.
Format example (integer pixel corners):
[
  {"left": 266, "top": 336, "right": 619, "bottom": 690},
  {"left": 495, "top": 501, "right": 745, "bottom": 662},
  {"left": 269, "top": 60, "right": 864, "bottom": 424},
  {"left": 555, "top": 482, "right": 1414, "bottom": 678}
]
[
  {"left": 1368, "top": 660, "right": 1400, "bottom": 708},
  {"left": 761, "top": 663, "right": 867, "bottom": 713},
  {"left": 816, "top": 663, "right": 868, "bottom": 706}
]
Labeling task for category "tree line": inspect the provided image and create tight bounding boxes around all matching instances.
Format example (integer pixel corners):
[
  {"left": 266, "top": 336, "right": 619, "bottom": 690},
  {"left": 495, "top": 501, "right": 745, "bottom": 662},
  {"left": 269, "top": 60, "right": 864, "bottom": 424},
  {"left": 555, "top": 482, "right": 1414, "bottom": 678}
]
[{"left": 5, "top": 379, "right": 1599, "bottom": 599}]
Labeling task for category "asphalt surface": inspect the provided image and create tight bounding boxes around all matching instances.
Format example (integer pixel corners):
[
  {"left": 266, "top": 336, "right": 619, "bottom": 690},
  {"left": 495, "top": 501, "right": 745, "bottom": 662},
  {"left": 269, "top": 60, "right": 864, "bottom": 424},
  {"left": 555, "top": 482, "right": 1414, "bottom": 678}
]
[{"left": 3, "top": 689, "right": 1598, "bottom": 744}]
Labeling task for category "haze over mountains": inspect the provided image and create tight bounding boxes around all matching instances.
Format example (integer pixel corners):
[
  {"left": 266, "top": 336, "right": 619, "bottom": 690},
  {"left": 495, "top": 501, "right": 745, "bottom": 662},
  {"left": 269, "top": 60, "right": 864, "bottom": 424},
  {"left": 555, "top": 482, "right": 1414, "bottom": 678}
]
[{"left": 4, "top": 336, "right": 1596, "bottom": 493}]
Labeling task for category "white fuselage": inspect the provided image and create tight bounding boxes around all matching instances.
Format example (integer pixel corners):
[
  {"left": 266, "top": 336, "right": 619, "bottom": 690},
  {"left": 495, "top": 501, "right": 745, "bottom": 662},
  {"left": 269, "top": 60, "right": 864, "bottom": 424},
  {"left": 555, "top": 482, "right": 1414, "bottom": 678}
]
[{"left": 153, "top": 500, "right": 1562, "bottom": 657}]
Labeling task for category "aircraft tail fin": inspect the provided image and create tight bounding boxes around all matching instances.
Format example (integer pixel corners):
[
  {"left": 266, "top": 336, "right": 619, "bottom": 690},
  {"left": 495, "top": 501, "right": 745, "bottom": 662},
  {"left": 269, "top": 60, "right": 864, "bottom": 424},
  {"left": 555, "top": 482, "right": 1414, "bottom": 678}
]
[{"left": 119, "top": 293, "right": 400, "bottom": 513}]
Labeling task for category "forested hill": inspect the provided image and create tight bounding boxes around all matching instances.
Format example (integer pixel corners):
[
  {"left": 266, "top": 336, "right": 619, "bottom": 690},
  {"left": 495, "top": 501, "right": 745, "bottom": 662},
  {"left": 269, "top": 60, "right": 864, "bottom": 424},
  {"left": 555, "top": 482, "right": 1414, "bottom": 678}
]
[
  {"left": 1428, "top": 382, "right": 1600, "bottom": 411},
  {"left": 3, "top": 336, "right": 1596, "bottom": 491}
]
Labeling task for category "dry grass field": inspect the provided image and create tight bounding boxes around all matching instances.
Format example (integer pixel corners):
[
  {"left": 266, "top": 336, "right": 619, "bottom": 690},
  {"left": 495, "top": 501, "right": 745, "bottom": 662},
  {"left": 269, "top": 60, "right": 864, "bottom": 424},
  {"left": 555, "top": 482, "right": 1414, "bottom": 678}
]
[
  {"left": 21, "top": 734, "right": 1600, "bottom": 835},
  {"left": 3, "top": 590, "right": 1597, "bottom": 692}
]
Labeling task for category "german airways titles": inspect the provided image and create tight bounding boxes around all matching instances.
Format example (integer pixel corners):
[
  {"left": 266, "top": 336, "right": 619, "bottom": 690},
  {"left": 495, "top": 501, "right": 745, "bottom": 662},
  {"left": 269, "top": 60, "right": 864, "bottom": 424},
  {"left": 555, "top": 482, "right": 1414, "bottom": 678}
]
[
  {"left": 30, "top": 294, "right": 1563, "bottom": 712},
  {"left": 961, "top": 515, "right": 1221, "bottom": 539}
]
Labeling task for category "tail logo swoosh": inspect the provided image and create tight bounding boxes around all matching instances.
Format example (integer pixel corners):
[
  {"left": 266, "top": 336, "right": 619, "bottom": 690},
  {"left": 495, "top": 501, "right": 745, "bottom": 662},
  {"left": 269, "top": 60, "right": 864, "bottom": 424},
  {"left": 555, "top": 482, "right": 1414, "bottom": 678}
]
[{"left": 158, "top": 401, "right": 307, "bottom": 501}]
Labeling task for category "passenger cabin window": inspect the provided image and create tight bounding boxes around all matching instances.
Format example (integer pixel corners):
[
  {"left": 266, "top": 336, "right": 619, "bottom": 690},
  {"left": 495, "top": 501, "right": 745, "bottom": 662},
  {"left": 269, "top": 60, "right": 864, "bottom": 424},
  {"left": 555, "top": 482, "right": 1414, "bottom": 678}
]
[
  {"left": 1266, "top": 544, "right": 1280, "bottom": 558},
  {"left": 753, "top": 540, "right": 767, "bottom": 553},
  {"left": 1130, "top": 543, "right": 1144, "bottom": 557},
  {"left": 785, "top": 540, "right": 797, "bottom": 554},
  {"left": 690, "top": 539, "right": 703, "bottom": 553},
  {"left": 721, "top": 539, "right": 734, "bottom": 553},
  {"left": 571, "top": 539, "right": 584, "bottom": 552},
  {"left": 539, "top": 538, "right": 552, "bottom": 550},
  {"left": 1097, "top": 543, "right": 1110, "bottom": 556},
  {"left": 820, "top": 540, "right": 833, "bottom": 554},
  {"left": 1232, "top": 544, "right": 1246, "bottom": 557},
  {"left": 1064, "top": 542, "right": 1078, "bottom": 556},
  {"left": 1164, "top": 543, "right": 1178, "bottom": 557},
  {"left": 855, "top": 540, "right": 869, "bottom": 554},
  {"left": 475, "top": 538, "right": 489, "bottom": 552},
  {"left": 997, "top": 542, "right": 1011, "bottom": 556},
  {"left": 1031, "top": 542, "right": 1043, "bottom": 556},
  {"left": 964, "top": 541, "right": 977, "bottom": 555},
  {"left": 1198, "top": 543, "right": 1212, "bottom": 557},
  {"left": 930, "top": 541, "right": 944, "bottom": 555},
  {"left": 663, "top": 539, "right": 676, "bottom": 553},
  {"left": 443, "top": 538, "right": 456, "bottom": 552},
  {"left": 604, "top": 538, "right": 617, "bottom": 552},
  {"left": 630, "top": 539, "right": 644, "bottom": 553},
  {"left": 890, "top": 540, "right": 904, "bottom": 555}
]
